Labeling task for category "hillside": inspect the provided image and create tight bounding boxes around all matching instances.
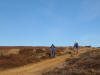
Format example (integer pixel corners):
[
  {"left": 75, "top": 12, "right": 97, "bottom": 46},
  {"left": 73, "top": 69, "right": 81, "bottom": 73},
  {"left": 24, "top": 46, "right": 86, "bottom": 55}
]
[
  {"left": 43, "top": 48, "right": 100, "bottom": 75},
  {"left": 0, "top": 46, "right": 67, "bottom": 69},
  {"left": 0, "top": 47, "right": 100, "bottom": 75}
]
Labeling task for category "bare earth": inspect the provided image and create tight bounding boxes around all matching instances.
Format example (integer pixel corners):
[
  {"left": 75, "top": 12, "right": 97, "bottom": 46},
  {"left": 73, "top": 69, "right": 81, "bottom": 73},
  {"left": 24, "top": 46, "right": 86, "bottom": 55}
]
[
  {"left": 0, "top": 48, "right": 88, "bottom": 75},
  {"left": 0, "top": 54, "right": 71, "bottom": 75}
]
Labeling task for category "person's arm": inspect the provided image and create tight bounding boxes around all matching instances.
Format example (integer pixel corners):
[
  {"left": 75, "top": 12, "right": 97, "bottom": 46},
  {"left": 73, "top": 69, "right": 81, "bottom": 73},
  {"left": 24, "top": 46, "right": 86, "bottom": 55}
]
[
  {"left": 54, "top": 47, "right": 56, "bottom": 50},
  {"left": 77, "top": 44, "right": 79, "bottom": 48}
]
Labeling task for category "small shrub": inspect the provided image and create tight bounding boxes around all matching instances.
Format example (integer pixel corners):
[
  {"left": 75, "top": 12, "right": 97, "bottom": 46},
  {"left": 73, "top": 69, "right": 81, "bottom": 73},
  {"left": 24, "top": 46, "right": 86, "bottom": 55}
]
[{"left": 19, "top": 49, "right": 34, "bottom": 56}]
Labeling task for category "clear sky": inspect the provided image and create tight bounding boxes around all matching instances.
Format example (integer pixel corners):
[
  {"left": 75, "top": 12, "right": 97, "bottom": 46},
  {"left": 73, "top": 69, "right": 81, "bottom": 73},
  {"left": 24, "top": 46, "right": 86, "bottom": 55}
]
[{"left": 0, "top": 0, "right": 100, "bottom": 47}]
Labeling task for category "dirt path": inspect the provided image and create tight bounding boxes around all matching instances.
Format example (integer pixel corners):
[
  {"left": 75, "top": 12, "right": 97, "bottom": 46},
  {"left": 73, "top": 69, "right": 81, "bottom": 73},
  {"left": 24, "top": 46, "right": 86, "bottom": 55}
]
[
  {"left": 0, "top": 48, "right": 90, "bottom": 75},
  {"left": 0, "top": 54, "right": 71, "bottom": 75}
]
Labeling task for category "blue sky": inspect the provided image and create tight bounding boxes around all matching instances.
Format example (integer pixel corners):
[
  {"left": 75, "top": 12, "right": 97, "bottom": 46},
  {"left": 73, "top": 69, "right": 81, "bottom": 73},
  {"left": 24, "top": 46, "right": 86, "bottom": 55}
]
[{"left": 0, "top": 0, "right": 100, "bottom": 47}]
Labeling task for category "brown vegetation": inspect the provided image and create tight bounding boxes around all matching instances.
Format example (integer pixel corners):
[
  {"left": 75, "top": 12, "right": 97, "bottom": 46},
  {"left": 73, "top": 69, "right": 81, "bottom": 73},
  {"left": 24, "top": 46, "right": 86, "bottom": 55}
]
[
  {"left": 0, "top": 46, "right": 67, "bottom": 69},
  {"left": 43, "top": 49, "right": 100, "bottom": 75}
]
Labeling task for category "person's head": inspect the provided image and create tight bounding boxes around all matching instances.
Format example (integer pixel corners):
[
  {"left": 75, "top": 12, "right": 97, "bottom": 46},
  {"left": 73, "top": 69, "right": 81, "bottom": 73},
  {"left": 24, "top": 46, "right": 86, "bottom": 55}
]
[
  {"left": 51, "top": 44, "right": 55, "bottom": 48},
  {"left": 75, "top": 42, "right": 78, "bottom": 44}
]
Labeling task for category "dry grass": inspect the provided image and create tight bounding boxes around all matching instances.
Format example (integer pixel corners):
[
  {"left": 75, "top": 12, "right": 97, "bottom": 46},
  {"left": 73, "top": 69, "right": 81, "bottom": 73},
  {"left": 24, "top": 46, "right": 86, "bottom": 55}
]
[
  {"left": 0, "top": 47, "right": 67, "bottom": 69},
  {"left": 0, "top": 49, "right": 20, "bottom": 56},
  {"left": 43, "top": 48, "right": 100, "bottom": 75}
]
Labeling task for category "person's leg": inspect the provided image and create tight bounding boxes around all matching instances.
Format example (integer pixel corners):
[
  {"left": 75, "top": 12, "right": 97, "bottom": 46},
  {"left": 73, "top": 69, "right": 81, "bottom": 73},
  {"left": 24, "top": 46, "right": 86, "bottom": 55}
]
[
  {"left": 52, "top": 51, "right": 55, "bottom": 57},
  {"left": 54, "top": 51, "right": 56, "bottom": 57},
  {"left": 76, "top": 49, "right": 78, "bottom": 54},
  {"left": 75, "top": 49, "right": 78, "bottom": 54},
  {"left": 51, "top": 50, "right": 53, "bottom": 57},
  {"left": 52, "top": 50, "right": 54, "bottom": 57},
  {"left": 74, "top": 48, "right": 77, "bottom": 55},
  {"left": 74, "top": 49, "right": 76, "bottom": 54}
]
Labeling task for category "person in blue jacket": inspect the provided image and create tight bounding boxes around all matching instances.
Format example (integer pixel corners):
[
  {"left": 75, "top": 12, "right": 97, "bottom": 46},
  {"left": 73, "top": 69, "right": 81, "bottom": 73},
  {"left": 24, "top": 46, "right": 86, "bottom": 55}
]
[{"left": 50, "top": 44, "right": 56, "bottom": 57}]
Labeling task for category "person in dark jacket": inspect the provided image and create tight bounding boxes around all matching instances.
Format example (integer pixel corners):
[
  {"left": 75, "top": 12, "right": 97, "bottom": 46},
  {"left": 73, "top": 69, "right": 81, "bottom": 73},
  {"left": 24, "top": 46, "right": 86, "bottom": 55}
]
[
  {"left": 50, "top": 44, "right": 56, "bottom": 57},
  {"left": 74, "top": 42, "right": 79, "bottom": 54}
]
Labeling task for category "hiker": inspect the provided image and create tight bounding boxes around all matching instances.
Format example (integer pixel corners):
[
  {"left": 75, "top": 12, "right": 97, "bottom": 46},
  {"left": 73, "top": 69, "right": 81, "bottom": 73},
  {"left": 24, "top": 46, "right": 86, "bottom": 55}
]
[
  {"left": 50, "top": 44, "right": 56, "bottom": 57},
  {"left": 73, "top": 42, "right": 79, "bottom": 54}
]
